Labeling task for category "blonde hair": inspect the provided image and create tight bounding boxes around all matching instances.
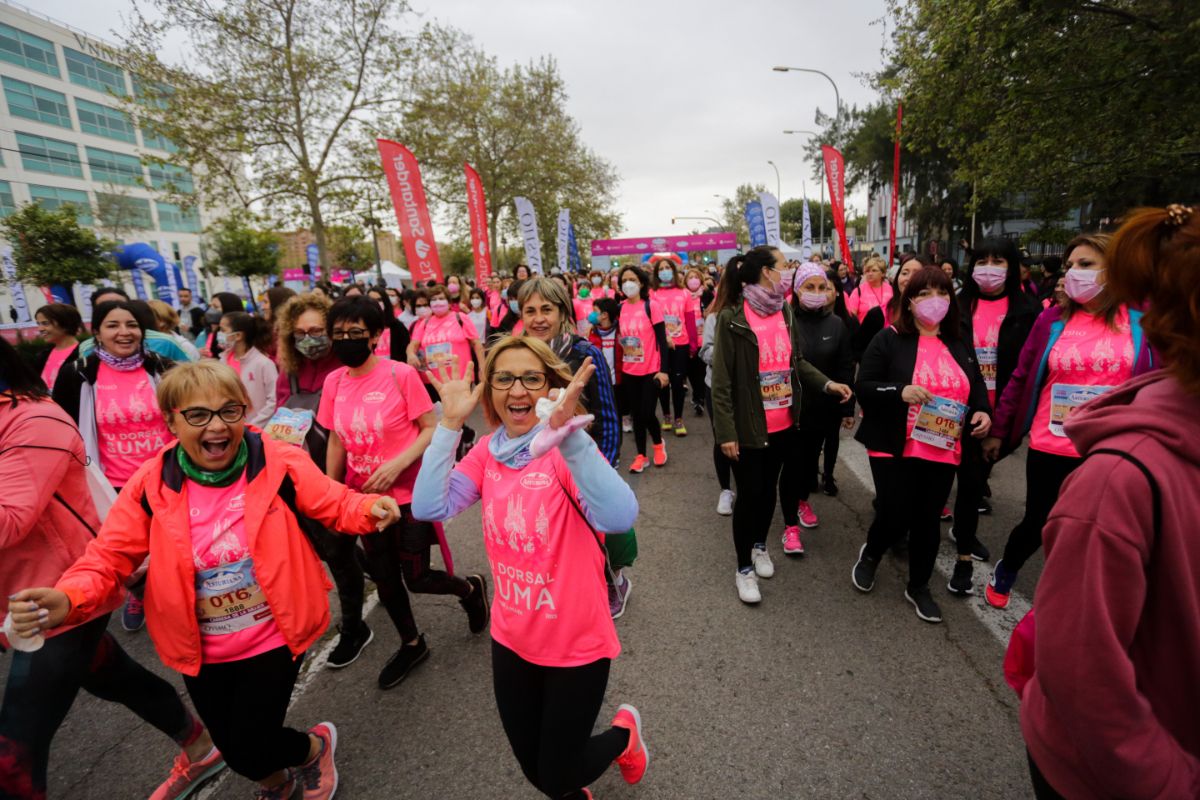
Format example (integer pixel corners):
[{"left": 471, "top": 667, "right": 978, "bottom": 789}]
[
  {"left": 480, "top": 336, "right": 581, "bottom": 428},
  {"left": 147, "top": 299, "right": 179, "bottom": 332},
  {"left": 1061, "top": 232, "right": 1121, "bottom": 329},
  {"left": 861, "top": 254, "right": 886, "bottom": 276},
  {"left": 275, "top": 292, "right": 332, "bottom": 376},
  {"left": 156, "top": 361, "right": 250, "bottom": 418},
  {"left": 516, "top": 277, "right": 576, "bottom": 338}
]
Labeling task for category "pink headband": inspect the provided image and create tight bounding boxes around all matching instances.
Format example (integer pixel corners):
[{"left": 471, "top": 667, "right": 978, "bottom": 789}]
[{"left": 794, "top": 263, "right": 827, "bottom": 290}]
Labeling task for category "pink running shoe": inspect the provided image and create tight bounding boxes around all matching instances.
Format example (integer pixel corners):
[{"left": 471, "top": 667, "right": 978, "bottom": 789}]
[
  {"left": 254, "top": 771, "right": 298, "bottom": 800},
  {"left": 611, "top": 704, "right": 649, "bottom": 784},
  {"left": 150, "top": 747, "right": 226, "bottom": 799},
  {"left": 781, "top": 525, "right": 804, "bottom": 555},
  {"left": 797, "top": 501, "right": 819, "bottom": 529},
  {"left": 298, "top": 722, "right": 338, "bottom": 800}
]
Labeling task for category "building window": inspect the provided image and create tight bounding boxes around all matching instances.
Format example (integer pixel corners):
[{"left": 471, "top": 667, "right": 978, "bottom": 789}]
[
  {"left": 63, "top": 47, "right": 126, "bottom": 95},
  {"left": 140, "top": 122, "right": 177, "bottom": 153},
  {"left": 156, "top": 201, "right": 200, "bottom": 233},
  {"left": 29, "top": 185, "right": 93, "bottom": 225},
  {"left": 148, "top": 163, "right": 194, "bottom": 193},
  {"left": 76, "top": 98, "right": 137, "bottom": 143},
  {"left": 2, "top": 76, "right": 71, "bottom": 128},
  {"left": 95, "top": 192, "right": 153, "bottom": 230},
  {"left": 0, "top": 181, "right": 15, "bottom": 217},
  {"left": 0, "top": 23, "right": 59, "bottom": 77},
  {"left": 15, "top": 132, "right": 83, "bottom": 177},
  {"left": 85, "top": 146, "right": 144, "bottom": 186}
]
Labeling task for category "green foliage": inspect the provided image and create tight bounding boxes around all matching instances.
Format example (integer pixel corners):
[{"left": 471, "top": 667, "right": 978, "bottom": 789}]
[
  {"left": 205, "top": 211, "right": 281, "bottom": 278},
  {"left": 719, "top": 184, "right": 769, "bottom": 246},
  {"left": 325, "top": 225, "right": 375, "bottom": 271},
  {"left": 779, "top": 198, "right": 833, "bottom": 243},
  {"left": 0, "top": 203, "right": 111, "bottom": 286},
  {"left": 438, "top": 240, "right": 475, "bottom": 276}
]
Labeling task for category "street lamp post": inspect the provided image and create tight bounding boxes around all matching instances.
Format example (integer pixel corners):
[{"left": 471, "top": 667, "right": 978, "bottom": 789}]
[
  {"left": 672, "top": 215, "right": 724, "bottom": 229},
  {"left": 784, "top": 129, "right": 824, "bottom": 253},
  {"left": 766, "top": 160, "right": 781, "bottom": 200},
  {"left": 773, "top": 66, "right": 842, "bottom": 120}
]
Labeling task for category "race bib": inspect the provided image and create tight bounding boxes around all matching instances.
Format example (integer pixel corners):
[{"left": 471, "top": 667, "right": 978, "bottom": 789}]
[
  {"left": 620, "top": 335, "right": 644, "bottom": 364},
  {"left": 422, "top": 341, "right": 454, "bottom": 371},
  {"left": 664, "top": 314, "right": 683, "bottom": 339},
  {"left": 910, "top": 396, "right": 968, "bottom": 450},
  {"left": 262, "top": 407, "right": 314, "bottom": 447},
  {"left": 194, "top": 558, "right": 274, "bottom": 636},
  {"left": 1049, "top": 384, "right": 1113, "bottom": 437},
  {"left": 759, "top": 369, "right": 793, "bottom": 410},
  {"left": 976, "top": 346, "right": 998, "bottom": 391}
]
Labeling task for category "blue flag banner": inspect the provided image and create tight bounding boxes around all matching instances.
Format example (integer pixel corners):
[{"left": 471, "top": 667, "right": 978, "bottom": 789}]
[
  {"left": 745, "top": 201, "right": 768, "bottom": 248},
  {"left": 128, "top": 269, "right": 149, "bottom": 300},
  {"left": 241, "top": 276, "right": 257, "bottom": 311},
  {"left": 567, "top": 223, "right": 582, "bottom": 273},
  {"left": 182, "top": 255, "right": 200, "bottom": 292}
]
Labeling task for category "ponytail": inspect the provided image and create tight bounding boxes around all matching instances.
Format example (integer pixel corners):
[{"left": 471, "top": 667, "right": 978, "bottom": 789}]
[{"left": 223, "top": 311, "right": 274, "bottom": 351}]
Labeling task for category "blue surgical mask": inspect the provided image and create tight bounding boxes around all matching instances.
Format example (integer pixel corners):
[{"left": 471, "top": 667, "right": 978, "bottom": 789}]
[
  {"left": 587, "top": 311, "right": 600, "bottom": 325},
  {"left": 509, "top": 299, "right": 520, "bottom": 313},
  {"left": 658, "top": 269, "right": 674, "bottom": 284}
]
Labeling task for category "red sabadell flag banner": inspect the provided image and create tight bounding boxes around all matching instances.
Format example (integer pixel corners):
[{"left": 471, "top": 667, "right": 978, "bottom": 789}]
[
  {"left": 463, "top": 163, "right": 492, "bottom": 285},
  {"left": 821, "top": 144, "right": 855, "bottom": 275},
  {"left": 377, "top": 139, "right": 443, "bottom": 284},
  {"left": 889, "top": 103, "right": 903, "bottom": 272}
]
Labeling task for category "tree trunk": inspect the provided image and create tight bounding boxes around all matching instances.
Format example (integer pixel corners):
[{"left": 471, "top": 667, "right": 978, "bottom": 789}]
[{"left": 309, "top": 189, "right": 327, "bottom": 276}]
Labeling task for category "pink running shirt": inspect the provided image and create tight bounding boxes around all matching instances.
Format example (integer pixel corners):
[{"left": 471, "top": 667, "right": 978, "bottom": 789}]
[
  {"left": 374, "top": 327, "right": 392, "bottom": 357},
  {"left": 1030, "top": 308, "right": 1133, "bottom": 458},
  {"left": 573, "top": 297, "right": 595, "bottom": 336},
  {"left": 455, "top": 435, "right": 619, "bottom": 667},
  {"left": 743, "top": 301, "right": 794, "bottom": 434},
  {"left": 93, "top": 363, "right": 172, "bottom": 488},
  {"left": 41, "top": 346, "right": 73, "bottom": 392},
  {"left": 618, "top": 298, "right": 664, "bottom": 377},
  {"left": 316, "top": 359, "right": 433, "bottom": 504},
  {"left": 900, "top": 336, "right": 970, "bottom": 465},
  {"left": 972, "top": 298, "right": 1008, "bottom": 408},
  {"left": 411, "top": 311, "right": 479, "bottom": 383},
  {"left": 848, "top": 281, "right": 893, "bottom": 324},
  {"left": 654, "top": 287, "right": 691, "bottom": 345}
]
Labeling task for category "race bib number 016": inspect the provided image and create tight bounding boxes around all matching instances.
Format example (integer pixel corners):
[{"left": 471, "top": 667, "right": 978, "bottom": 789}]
[
  {"left": 422, "top": 341, "right": 453, "bottom": 371},
  {"left": 263, "top": 407, "right": 314, "bottom": 447},
  {"left": 759, "top": 370, "right": 793, "bottom": 410},
  {"left": 620, "top": 336, "right": 644, "bottom": 364},
  {"left": 194, "top": 558, "right": 274, "bottom": 636},
  {"left": 1049, "top": 384, "right": 1112, "bottom": 437},
  {"left": 910, "top": 396, "right": 968, "bottom": 450},
  {"left": 976, "top": 346, "right": 998, "bottom": 391}
]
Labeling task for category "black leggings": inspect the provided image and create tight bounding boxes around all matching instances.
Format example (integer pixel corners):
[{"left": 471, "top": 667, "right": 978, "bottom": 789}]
[
  {"left": 0, "top": 614, "right": 198, "bottom": 798},
  {"left": 300, "top": 516, "right": 365, "bottom": 631},
  {"left": 865, "top": 456, "right": 957, "bottom": 590},
  {"left": 795, "top": 412, "right": 842, "bottom": 502},
  {"left": 658, "top": 347, "right": 689, "bottom": 421},
  {"left": 687, "top": 353, "right": 707, "bottom": 409},
  {"left": 183, "top": 647, "right": 308, "bottom": 782},
  {"left": 361, "top": 504, "right": 469, "bottom": 642},
  {"left": 705, "top": 392, "right": 731, "bottom": 491},
  {"left": 1000, "top": 448, "right": 1083, "bottom": 573},
  {"left": 491, "top": 640, "right": 628, "bottom": 799},
  {"left": 950, "top": 436, "right": 992, "bottom": 554},
  {"left": 728, "top": 427, "right": 800, "bottom": 569},
  {"left": 623, "top": 373, "right": 661, "bottom": 456}
]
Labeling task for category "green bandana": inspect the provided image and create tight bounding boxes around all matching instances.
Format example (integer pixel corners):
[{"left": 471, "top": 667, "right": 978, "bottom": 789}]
[{"left": 176, "top": 439, "right": 248, "bottom": 487}]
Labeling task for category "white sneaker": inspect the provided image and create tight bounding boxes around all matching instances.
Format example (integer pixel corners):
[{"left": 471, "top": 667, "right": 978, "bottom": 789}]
[
  {"left": 716, "top": 489, "right": 734, "bottom": 516},
  {"left": 735, "top": 570, "right": 761, "bottom": 604},
  {"left": 751, "top": 545, "right": 774, "bottom": 579},
  {"left": 621, "top": 416, "right": 633, "bottom": 433}
]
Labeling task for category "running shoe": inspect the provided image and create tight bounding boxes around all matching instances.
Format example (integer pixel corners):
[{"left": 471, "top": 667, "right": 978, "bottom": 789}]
[
  {"left": 781, "top": 525, "right": 804, "bottom": 555},
  {"left": 253, "top": 770, "right": 297, "bottom": 800},
  {"left": 608, "top": 571, "right": 632, "bottom": 619},
  {"left": 611, "top": 704, "right": 649, "bottom": 784},
  {"left": 940, "top": 506, "right": 954, "bottom": 522},
  {"left": 797, "top": 500, "right": 819, "bottom": 529},
  {"left": 851, "top": 544, "right": 878, "bottom": 593},
  {"left": 582, "top": 790, "right": 594, "bottom": 799},
  {"left": 693, "top": 402, "right": 704, "bottom": 417},
  {"left": 948, "top": 527, "right": 991, "bottom": 562},
  {"left": 660, "top": 419, "right": 673, "bottom": 431},
  {"left": 823, "top": 475, "right": 839, "bottom": 497},
  {"left": 978, "top": 498, "right": 993, "bottom": 515},
  {"left": 673, "top": 419, "right": 687, "bottom": 437},
  {"left": 947, "top": 560, "right": 974, "bottom": 596},
  {"left": 735, "top": 570, "right": 761, "bottom": 604},
  {"left": 716, "top": 489, "right": 734, "bottom": 516},
  {"left": 378, "top": 635, "right": 429, "bottom": 689},
  {"left": 751, "top": 545, "right": 774, "bottom": 578},
  {"left": 460, "top": 574, "right": 490, "bottom": 634},
  {"left": 985, "top": 559, "right": 1017, "bottom": 609},
  {"left": 905, "top": 586, "right": 943, "bottom": 623},
  {"left": 122, "top": 594, "right": 145, "bottom": 632},
  {"left": 149, "top": 747, "right": 226, "bottom": 800},
  {"left": 621, "top": 417, "right": 633, "bottom": 433},
  {"left": 629, "top": 454, "right": 649, "bottom": 474},
  {"left": 326, "top": 622, "right": 373, "bottom": 670},
  {"left": 652, "top": 443, "right": 667, "bottom": 467},
  {"left": 298, "top": 722, "right": 338, "bottom": 800}
]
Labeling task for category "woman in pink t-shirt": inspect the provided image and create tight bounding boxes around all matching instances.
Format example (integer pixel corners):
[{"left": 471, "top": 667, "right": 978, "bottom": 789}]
[
  {"left": 683, "top": 267, "right": 708, "bottom": 416},
  {"left": 845, "top": 255, "right": 894, "bottom": 324},
  {"left": 34, "top": 302, "right": 81, "bottom": 392},
  {"left": 413, "top": 336, "right": 649, "bottom": 798},
  {"left": 650, "top": 258, "right": 696, "bottom": 437},
  {"left": 407, "top": 284, "right": 485, "bottom": 391},
  {"left": 852, "top": 267, "right": 992, "bottom": 624},
  {"left": 618, "top": 265, "right": 670, "bottom": 472}
]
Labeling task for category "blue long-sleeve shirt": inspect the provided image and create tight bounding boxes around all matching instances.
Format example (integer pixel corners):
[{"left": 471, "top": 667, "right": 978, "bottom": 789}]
[{"left": 568, "top": 339, "right": 621, "bottom": 467}]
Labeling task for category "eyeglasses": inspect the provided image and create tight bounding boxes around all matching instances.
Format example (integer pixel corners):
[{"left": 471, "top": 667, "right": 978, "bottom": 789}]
[
  {"left": 489, "top": 372, "right": 548, "bottom": 391},
  {"left": 330, "top": 328, "right": 370, "bottom": 341},
  {"left": 293, "top": 328, "right": 327, "bottom": 339},
  {"left": 175, "top": 404, "right": 248, "bottom": 427}
]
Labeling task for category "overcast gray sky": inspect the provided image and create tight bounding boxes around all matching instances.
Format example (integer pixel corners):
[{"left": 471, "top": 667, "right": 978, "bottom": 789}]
[{"left": 40, "top": 0, "right": 888, "bottom": 238}]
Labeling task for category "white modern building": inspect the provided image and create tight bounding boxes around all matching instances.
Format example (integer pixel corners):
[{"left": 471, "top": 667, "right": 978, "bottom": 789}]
[{"left": 0, "top": 0, "right": 225, "bottom": 329}]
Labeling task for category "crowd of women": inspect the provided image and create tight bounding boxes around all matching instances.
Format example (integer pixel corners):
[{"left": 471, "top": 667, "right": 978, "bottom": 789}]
[{"left": 3, "top": 203, "right": 1198, "bottom": 800}]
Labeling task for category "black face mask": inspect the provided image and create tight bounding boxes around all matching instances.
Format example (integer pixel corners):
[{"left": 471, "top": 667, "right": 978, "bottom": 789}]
[{"left": 332, "top": 338, "right": 371, "bottom": 367}]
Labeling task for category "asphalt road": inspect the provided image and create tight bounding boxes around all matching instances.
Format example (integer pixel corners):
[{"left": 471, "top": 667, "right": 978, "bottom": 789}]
[{"left": 5, "top": 409, "right": 1046, "bottom": 800}]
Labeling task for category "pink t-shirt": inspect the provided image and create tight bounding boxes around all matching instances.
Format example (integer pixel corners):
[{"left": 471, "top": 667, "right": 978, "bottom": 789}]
[
  {"left": 654, "top": 287, "right": 691, "bottom": 345},
  {"left": 93, "top": 363, "right": 173, "bottom": 487},
  {"left": 412, "top": 311, "right": 479, "bottom": 383},
  {"left": 900, "top": 336, "right": 970, "bottom": 465},
  {"left": 455, "top": 435, "right": 619, "bottom": 667},
  {"left": 744, "top": 301, "right": 794, "bottom": 434},
  {"left": 618, "top": 298, "right": 664, "bottom": 376},
  {"left": 572, "top": 297, "right": 595, "bottom": 336},
  {"left": 316, "top": 358, "right": 433, "bottom": 504},
  {"left": 374, "top": 327, "right": 392, "bottom": 357},
  {"left": 848, "top": 281, "right": 893, "bottom": 324},
  {"left": 972, "top": 298, "right": 1008, "bottom": 408},
  {"left": 41, "top": 346, "right": 73, "bottom": 391},
  {"left": 187, "top": 474, "right": 288, "bottom": 664},
  {"left": 224, "top": 350, "right": 243, "bottom": 378},
  {"left": 1030, "top": 308, "right": 1133, "bottom": 458}
]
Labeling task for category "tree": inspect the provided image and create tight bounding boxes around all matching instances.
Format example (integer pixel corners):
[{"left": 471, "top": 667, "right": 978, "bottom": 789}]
[
  {"left": 116, "top": 0, "right": 439, "bottom": 265},
  {"left": 779, "top": 198, "right": 833, "bottom": 244},
  {"left": 719, "top": 184, "right": 769, "bottom": 247},
  {"left": 325, "top": 224, "right": 375, "bottom": 272},
  {"left": 0, "top": 203, "right": 111, "bottom": 287},
  {"left": 205, "top": 211, "right": 281, "bottom": 278},
  {"left": 387, "top": 40, "right": 621, "bottom": 259},
  {"left": 94, "top": 186, "right": 153, "bottom": 243}
]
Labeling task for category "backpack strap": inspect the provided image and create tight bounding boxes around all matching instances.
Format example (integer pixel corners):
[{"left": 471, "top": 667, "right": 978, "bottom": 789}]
[
  {"left": 1086, "top": 448, "right": 1162, "bottom": 543},
  {"left": 289, "top": 373, "right": 300, "bottom": 396}
]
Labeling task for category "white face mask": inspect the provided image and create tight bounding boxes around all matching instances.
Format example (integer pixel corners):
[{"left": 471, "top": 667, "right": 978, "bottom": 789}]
[
  {"left": 470, "top": 297, "right": 483, "bottom": 309},
  {"left": 622, "top": 280, "right": 640, "bottom": 299},
  {"left": 415, "top": 306, "right": 432, "bottom": 318}
]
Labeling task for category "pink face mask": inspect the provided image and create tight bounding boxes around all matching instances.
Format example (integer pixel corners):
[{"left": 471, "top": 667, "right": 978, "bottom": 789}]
[
  {"left": 799, "top": 291, "right": 828, "bottom": 310},
  {"left": 972, "top": 265, "right": 1007, "bottom": 293},
  {"left": 1064, "top": 267, "right": 1104, "bottom": 304},
  {"left": 911, "top": 295, "right": 950, "bottom": 327},
  {"left": 686, "top": 278, "right": 701, "bottom": 291}
]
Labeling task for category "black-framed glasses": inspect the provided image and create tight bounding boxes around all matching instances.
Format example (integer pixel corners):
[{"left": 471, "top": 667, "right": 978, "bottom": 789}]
[
  {"left": 330, "top": 328, "right": 370, "bottom": 341},
  {"left": 175, "top": 404, "right": 248, "bottom": 427},
  {"left": 489, "top": 372, "right": 548, "bottom": 391}
]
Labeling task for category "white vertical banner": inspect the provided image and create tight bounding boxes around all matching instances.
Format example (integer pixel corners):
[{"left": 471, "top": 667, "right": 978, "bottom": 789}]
[
  {"left": 758, "top": 191, "right": 782, "bottom": 247},
  {"left": 513, "top": 196, "right": 543, "bottom": 274},
  {"left": 556, "top": 208, "right": 571, "bottom": 273},
  {"left": 801, "top": 184, "right": 813, "bottom": 259},
  {"left": 2, "top": 246, "right": 32, "bottom": 324}
]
